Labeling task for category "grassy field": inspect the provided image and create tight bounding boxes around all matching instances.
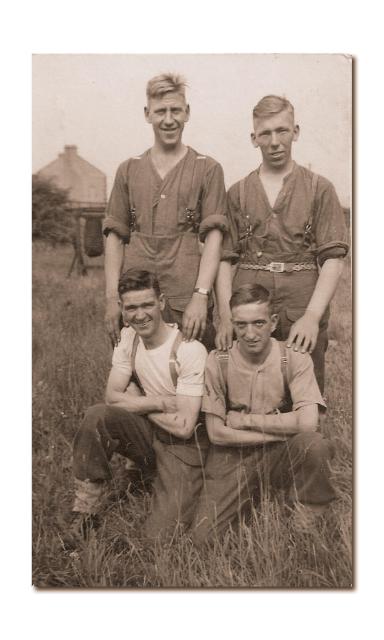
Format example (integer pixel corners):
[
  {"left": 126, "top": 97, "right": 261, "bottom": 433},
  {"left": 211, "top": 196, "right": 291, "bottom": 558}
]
[{"left": 32, "top": 241, "right": 352, "bottom": 588}]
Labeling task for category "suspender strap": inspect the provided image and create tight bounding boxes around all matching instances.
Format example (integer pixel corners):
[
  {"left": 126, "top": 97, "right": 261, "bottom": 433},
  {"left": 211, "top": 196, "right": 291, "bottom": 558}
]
[
  {"left": 131, "top": 333, "right": 146, "bottom": 395},
  {"left": 238, "top": 177, "right": 252, "bottom": 256},
  {"left": 131, "top": 329, "right": 183, "bottom": 395},
  {"left": 168, "top": 330, "right": 183, "bottom": 389},
  {"left": 215, "top": 350, "right": 230, "bottom": 410},
  {"left": 278, "top": 341, "right": 291, "bottom": 409},
  {"left": 127, "top": 157, "right": 141, "bottom": 231},
  {"left": 183, "top": 153, "right": 207, "bottom": 232},
  {"left": 187, "top": 155, "right": 207, "bottom": 213},
  {"left": 302, "top": 172, "right": 319, "bottom": 249},
  {"left": 239, "top": 177, "right": 246, "bottom": 214}
]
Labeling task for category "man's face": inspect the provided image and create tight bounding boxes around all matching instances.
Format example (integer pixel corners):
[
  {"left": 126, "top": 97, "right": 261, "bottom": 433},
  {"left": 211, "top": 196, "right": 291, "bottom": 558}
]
[
  {"left": 251, "top": 109, "right": 299, "bottom": 171},
  {"left": 120, "top": 288, "right": 165, "bottom": 340},
  {"left": 144, "top": 92, "right": 190, "bottom": 148},
  {"left": 232, "top": 301, "right": 278, "bottom": 360}
]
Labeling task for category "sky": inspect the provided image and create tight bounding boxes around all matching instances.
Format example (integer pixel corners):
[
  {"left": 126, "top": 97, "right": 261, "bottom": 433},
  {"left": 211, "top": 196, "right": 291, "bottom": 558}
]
[{"left": 32, "top": 54, "right": 351, "bottom": 206}]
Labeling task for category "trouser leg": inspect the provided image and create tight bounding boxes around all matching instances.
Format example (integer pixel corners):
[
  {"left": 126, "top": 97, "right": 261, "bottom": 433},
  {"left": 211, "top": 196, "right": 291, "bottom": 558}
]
[
  {"left": 191, "top": 433, "right": 336, "bottom": 545},
  {"left": 191, "top": 445, "right": 261, "bottom": 546},
  {"left": 73, "top": 404, "right": 155, "bottom": 480},
  {"left": 72, "top": 404, "right": 155, "bottom": 513},
  {"left": 144, "top": 436, "right": 209, "bottom": 540},
  {"left": 264, "top": 432, "right": 336, "bottom": 505}
]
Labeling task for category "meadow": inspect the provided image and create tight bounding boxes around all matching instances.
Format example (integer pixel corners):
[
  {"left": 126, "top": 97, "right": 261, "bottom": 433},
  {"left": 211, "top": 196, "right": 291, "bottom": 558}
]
[{"left": 32, "top": 242, "right": 352, "bottom": 588}]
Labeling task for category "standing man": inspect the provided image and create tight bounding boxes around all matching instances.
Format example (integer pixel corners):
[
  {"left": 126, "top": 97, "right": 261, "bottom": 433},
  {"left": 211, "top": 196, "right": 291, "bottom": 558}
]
[
  {"left": 72, "top": 270, "right": 209, "bottom": 540},
  {"left": 191, "top": 283, "right": 336, "bottom": 545},
  {"left": 104, "top": 74, "right": 227, "bottom": 351},
  {"left": 215, "top": 95, "right": 349, "bottom": 391}
]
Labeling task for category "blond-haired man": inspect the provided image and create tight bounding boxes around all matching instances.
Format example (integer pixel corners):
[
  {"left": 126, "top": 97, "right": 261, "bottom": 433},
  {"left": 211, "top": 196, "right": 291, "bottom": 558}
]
[{"left": 104, "top": 74, "right": 227, "bottom": 352}]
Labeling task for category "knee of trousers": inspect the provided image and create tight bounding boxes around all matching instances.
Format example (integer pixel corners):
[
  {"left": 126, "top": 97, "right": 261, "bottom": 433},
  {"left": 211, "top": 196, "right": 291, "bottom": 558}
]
[
  {"left": 82, "top": 403, "right": 108, "bottom": 427},
  {"left": 290, "top": 431, "right": 334, "bottom": 463}
]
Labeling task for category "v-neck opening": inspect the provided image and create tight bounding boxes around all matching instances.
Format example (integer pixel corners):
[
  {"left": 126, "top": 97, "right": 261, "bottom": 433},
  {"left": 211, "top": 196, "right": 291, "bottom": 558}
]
[
  {"left": 149, "top": 146, "right": 190, "bottom": 183},
  {"left": 256, "top": 162, "right": 296, "bottom": 212}
]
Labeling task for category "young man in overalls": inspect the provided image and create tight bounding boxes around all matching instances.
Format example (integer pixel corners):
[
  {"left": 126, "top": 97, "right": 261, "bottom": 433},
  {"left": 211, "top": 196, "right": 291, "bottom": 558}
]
[
  {"left": 191, "top": 283, "right": 336, "bottom": 546},
  {"left": 104, "top": 74, "right": 227, "bottom": 352},
  {"left": 71, "top": 269, "right": 209, "bottom": 540},
  {"left": 215, "top": 95, "right": 349, "bottom": 392}
]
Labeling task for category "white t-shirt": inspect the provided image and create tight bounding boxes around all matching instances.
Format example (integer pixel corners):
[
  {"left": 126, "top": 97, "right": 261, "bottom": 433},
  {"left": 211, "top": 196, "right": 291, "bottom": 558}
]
[{"left": 112, "top": 324, "right": 207, "bottom": 397}]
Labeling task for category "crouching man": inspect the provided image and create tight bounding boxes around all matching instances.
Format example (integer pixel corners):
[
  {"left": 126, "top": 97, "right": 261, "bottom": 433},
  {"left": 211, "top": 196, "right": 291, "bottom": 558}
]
[
  {"left": 72, "top": 269, "right": 209, "bottom": 541},
  {"left": 191, "top": 283, "right": 336, "bottom": 545}
]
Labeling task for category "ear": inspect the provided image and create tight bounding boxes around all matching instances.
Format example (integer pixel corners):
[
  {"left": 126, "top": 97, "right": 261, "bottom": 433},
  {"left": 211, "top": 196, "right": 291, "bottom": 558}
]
[
  {"left": 185, "top": 103, "right": 190, "bottom": 122},
  {"left": 158, "top": 293, "right": 166, "bottom": 311},
  {"left": 271, "top": 313, "right": 279, "bottom": 333},
  {"left": 293, "top": 123, "right": 300, "bottom": 142},
  {"left": 250, "top": 132, "right": 258, "bottom": 148},
  {"left": 144, "top": 105, "right": 151, "bottom": 123}
]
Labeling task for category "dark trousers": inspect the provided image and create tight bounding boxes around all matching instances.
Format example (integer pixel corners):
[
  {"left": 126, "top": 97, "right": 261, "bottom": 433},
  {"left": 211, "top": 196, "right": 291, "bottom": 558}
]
[
  {"left": 73, "top": 404, "right": 209, "bottom": 540},
  {"left": 191, "top": 432, "right": 336, "bottom": 546}
]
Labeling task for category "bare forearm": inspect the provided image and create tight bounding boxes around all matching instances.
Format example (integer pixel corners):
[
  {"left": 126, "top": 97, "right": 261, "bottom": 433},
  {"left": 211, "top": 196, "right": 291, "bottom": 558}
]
[
  {"left": 306, "top": 258, "right": 344, "bottom": 321},
  {"left": 238, "top": 410, "right": 317, "bottom": 435},
  {"left": 148, "top": 412, "right": 197, "bottom": 439},
  {"left": 207, "top": 415, "right": 284, "bottom": 446},
  {"left": 105, "top": 233, "right": 125, "bottom": 298},
  {"left": 214, "top": 260, "right": 233, "bottom": 316},
  {"left": 106, "top": 390, "right": 162, "bottom": 415},
  {"left": 194, "top": 229, "right": 222, "bottom": 290}
]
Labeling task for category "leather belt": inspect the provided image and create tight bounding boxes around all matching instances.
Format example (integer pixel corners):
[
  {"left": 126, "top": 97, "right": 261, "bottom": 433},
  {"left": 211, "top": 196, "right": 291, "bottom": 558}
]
[{"left": 239, "top": 262, "right": 318, "bottom": 273}]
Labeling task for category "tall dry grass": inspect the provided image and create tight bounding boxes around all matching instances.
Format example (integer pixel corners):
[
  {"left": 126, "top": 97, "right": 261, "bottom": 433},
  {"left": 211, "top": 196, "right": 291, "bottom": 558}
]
[{"left": 32, "top": 242, "right": 352, "bottom": 588}]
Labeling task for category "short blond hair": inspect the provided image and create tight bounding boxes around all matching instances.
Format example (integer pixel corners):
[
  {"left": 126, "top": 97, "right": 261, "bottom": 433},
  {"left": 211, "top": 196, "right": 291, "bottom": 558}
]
[
  {"left": 146, "top": 73, "right": 187, "bottom": 102},
  {"left": 253, "top": 95, "right": 294, "bottom": 120}
]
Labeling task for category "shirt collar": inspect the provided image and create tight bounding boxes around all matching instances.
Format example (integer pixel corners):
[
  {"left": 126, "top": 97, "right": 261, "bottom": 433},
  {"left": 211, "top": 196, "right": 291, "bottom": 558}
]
[{"left": 231, "top": 338, "right": 278, "bottom": 371}]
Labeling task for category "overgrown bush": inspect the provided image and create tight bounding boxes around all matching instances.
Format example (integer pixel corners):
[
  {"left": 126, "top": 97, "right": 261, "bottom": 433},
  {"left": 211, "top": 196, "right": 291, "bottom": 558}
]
[{"left": 32, "top": 175, "right": 74, "bottom": 245}]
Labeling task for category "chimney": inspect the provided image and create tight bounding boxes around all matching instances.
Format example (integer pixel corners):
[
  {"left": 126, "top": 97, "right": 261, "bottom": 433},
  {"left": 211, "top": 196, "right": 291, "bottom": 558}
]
[{"left": 64, "top": 145, "right": 78, "bottom": 161}]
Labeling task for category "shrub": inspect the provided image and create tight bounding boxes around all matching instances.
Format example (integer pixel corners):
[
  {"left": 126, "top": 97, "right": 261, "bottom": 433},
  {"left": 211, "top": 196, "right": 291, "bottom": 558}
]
[{"left": 32, "top": 175, "right": 74, "bottom": 245}]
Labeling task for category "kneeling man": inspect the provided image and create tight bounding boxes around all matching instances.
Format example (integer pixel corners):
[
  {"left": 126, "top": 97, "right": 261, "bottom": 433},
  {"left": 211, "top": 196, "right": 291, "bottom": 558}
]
[
  {"left": 72, "top": 270, "right": 209, "bottom": 540},
  {"left": 192, "top": 283, "right": 336, "bottom": 545}
]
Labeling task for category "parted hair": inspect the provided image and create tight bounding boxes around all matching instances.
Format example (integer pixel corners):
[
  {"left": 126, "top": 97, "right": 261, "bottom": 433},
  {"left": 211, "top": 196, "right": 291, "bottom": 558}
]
[
  {"left": 118, "top": 270, "right": 161, "bottom": 298},
  {"left": 252, "top": 95, "right": 294, "bottom": 120},
  {"left": 230, "top": 283, "right": 274, "bottom": 313},
  {"left": 146, "top": 73, "right": 187, "bottom": 101}
]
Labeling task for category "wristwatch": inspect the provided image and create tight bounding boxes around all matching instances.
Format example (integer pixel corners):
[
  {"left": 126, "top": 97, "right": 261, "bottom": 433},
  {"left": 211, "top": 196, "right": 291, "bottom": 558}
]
[{"left": 193, "top": 287, "right": 210, "bottom": 296}]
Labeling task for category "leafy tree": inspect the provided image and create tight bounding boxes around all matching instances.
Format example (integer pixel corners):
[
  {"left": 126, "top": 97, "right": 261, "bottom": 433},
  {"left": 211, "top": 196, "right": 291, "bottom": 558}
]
[{"left": 32, "top": 175, "right": 74, "bottom": 244}]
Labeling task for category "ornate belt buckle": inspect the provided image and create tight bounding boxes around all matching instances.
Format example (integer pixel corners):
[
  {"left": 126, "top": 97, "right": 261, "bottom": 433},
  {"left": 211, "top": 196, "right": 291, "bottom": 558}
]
[{"left": 269, "top": 262, "right": 285, "bottom": 273}]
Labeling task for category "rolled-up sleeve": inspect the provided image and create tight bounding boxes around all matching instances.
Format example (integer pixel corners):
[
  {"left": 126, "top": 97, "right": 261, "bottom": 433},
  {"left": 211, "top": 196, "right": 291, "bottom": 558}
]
[
  {"left": 201, "top": 352, "right": 227, "bottom": 420},
  {"left": 103, "top": 161, "right": 131, "bottom": 243},
  {"left": 111, "top": 327, "right": 134, "bottom": 377},
  {"left": 314, "top": 178, "right": 349, "bottom": 266},
  {"left": 198, "top": 162, "right": 228, "bottom": 241},
  {"left": 176, "top": 341, "right": 208, "bottom": 397},
  {"left": 288, "top": 350, "right": 326, "bottom": 412}
]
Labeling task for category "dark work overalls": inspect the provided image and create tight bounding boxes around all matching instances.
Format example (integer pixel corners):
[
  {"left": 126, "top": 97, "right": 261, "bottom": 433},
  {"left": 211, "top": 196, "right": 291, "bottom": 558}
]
[
  {"left": 225, "top": 166, "right": 349, "bottom": 393},
  {"left": 103, "top": 148, "right": 228, "bottom": 352}
]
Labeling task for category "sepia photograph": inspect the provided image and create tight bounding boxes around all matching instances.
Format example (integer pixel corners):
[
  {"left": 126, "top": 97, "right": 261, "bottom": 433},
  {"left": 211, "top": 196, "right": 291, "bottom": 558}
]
[{"left": 32, "top": 53, "right": 352, "bottom": 589}]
